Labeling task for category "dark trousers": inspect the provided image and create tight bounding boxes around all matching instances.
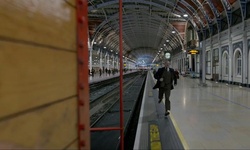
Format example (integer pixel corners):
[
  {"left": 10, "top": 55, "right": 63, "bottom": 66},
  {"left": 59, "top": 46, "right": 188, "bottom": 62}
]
[{"left": 158, "top": 87, "right": 171, "bottom": 111}]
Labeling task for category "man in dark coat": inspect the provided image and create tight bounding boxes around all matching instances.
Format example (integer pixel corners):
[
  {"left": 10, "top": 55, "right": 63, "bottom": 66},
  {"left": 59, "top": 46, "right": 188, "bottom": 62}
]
[{"left": 153, "top": 61, "right": 177, "bottom": 116}]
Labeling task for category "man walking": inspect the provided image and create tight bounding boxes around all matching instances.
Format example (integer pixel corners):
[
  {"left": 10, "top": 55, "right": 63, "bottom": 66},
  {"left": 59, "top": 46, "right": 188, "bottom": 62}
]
[{"left": 154, "top": 60, "right": 177, "bottom": 116}]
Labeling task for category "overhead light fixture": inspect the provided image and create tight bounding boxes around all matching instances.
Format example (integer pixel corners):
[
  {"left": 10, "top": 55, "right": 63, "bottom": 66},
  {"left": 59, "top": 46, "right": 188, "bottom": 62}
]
[
  {"left": 166, "top": 40, "right": 169, "bottom": 42},
  {"left": 176, "top": 14, "right": 181, "bottom": 17},
  {"left": 188, "top": 49, "right": 199, "bottom": 54},
  {"left": 164, "top": 44, "right": 166, "bottom": 46},
  {"left": 104, "top": 47, "right": 106, "bottom": 49},
  {"left": 172, "top": 30, "right": 176, "bottom": 33},
  {"left": 91, "top": 9, "right": 97, "bottom": 13},
  {"left": 183, "top": 14, "right": 188, "bottom": 17}
]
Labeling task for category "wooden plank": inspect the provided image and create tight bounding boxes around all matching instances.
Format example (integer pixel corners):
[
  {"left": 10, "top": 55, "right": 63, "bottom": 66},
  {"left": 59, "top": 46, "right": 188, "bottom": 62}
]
[
  {"left": 0, "top": 97, "right": 77, "bottom": 149},
  {"left": 0, "top": 0, "right": 76, "bottom": 50},
  {"left": 0, "top": 41, "right": 77, "bottom": 118},
  {"left": 0, "top": 0, "right": 79, "bottom": 148},
  {"left": 66, "top": 140, "right": 78, "bottom": 150}
]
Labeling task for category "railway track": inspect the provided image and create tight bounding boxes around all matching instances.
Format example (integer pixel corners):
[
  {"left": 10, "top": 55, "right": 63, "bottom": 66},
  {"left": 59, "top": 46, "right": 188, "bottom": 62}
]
[
  {"left": 90, "top": 72, "right": 147, "bottom": 150},
  {"left": 90, "top": 75, "right": 139, "bottom": 126}
]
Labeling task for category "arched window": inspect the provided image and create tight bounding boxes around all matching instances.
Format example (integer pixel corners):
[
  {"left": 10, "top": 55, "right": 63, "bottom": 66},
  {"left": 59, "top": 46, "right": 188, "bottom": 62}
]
[
  {"left": 235, "top": 51, "right": 242, "bottom": 76},
  {"left": 222, "top": 52, "right": 229, "bottom": 75}
]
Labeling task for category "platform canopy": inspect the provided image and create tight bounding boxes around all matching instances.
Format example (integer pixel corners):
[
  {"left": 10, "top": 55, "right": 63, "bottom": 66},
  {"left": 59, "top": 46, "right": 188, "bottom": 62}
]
[{"left": 88, "top": 0, "right": 242, "bottom": 64}]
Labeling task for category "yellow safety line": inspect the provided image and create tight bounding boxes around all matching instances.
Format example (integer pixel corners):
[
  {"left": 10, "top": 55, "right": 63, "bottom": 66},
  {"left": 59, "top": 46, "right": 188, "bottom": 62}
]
[
  {"left": 150, "top": 71, "right": 189, "bottom": 150},
  {"left": 170, "top": 114, "right": 189, "bottom": 150},
  {"left": 150, "top": 124, "right": 162, "bottom": 150}
]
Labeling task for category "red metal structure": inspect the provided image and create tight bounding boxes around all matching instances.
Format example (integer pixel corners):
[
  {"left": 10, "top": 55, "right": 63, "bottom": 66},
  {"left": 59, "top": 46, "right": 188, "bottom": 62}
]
[
  {"left": 76, "top": 0, "right": 90, "bottom": 149},
  {"left": 89, "top": 0, "right": 125, "bottom": 150},
  {"left": 118, "top": 0, "right": 124, "bottom": 149}
]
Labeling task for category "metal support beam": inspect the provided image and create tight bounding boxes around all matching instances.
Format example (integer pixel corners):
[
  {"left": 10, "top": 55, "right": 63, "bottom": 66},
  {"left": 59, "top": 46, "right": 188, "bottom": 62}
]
[
  {"left": 119, "top": 0, "right": 124, "bottom": 149},
  {"left": 90, "top": 1, "right": 125, "bottom": 150},
  {"left": 240, "top": 0, "right": 247, "bottom": 19},
  {"left": 216, "top": 18, "right": 221, "bottom": 32},
  {"left": 222, "top": 0, "right": 232, "bottom": 26},
  {"left": 76, "top": 0, "right": 90, "bottom": 149}
]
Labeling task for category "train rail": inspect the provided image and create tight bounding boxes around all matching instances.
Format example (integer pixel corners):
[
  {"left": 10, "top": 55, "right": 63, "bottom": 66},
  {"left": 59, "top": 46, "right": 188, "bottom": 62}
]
[
  {"left": 90, "top": 72, "right": 146, "bottom": 150},
  {"left": 90, "top": 74, "right": 139, "bottom": 126}
]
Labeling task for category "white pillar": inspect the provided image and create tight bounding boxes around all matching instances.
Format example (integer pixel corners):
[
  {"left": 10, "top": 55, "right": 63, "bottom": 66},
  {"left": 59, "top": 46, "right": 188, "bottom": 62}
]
[
  {"left": 218, "top": 32, "right": 222, "bottom": 81},
  {"left": 104, "top": 52, "right": 107, "bottom": 70},
  {"left": 112, "top": 55, "right": 115, "bottom": 69},
  {"left": 202, "top": 40, "right": 206, "bottom": 85},
  {"left": 228, "top": 29, "right": 233, "bottom": 83},
  {"left": 210, "top": 39, "right": 213, "bottom": 79},
  {"left": 242, "top": 23, "right": 247, "bottom": 85},
  {"left": 89, "top": 46, "right": 93, "bottom": 70},
  {"left": 107, "top": 53, "right": 110, "bottom": 69},
  {"left": 99, "top": 49, "right": 103, "bottom": 70},
  {"left": 124, "top": 57, "right": 127, "bottom": 69},
  {"left": 116, "top": 57, "right": 119, "bottom": 70}
]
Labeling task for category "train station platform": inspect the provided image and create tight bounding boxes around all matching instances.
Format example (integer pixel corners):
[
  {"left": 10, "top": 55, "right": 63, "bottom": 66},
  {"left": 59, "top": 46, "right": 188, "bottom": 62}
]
[{"left": 134, "top": 71, "right": 250, "bottom": 149}]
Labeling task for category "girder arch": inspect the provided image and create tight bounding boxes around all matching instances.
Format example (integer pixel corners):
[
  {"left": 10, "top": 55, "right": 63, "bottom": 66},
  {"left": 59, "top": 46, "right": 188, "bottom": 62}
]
[
  {"left": 88, "top": 0, "right": 241, "bottom": 64},
  {"left": 92, "top": 10, "right": 186, "bottom": 56}
]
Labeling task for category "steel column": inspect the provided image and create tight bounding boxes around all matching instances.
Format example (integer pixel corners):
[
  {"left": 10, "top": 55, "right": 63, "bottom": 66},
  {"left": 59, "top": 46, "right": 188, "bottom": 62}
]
[
  {"left": 90, "top": 1, "right": 124, "bottom": 150},
  {"left": 76, "top": 0, "right": 90, "bottom": 149},
  {"left": 119, "top": 0, "right": 124, "bottom": 149}
]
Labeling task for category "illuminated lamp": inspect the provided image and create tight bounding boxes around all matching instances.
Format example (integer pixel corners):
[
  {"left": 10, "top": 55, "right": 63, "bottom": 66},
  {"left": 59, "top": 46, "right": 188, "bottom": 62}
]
[
  {"left": 189, "top": 50, "right": 198, "bottom": 53},
  {"left": 189, "top": 49, "right": 199, "bottom": 54},
  {"left": 165, "top": 52, "right": 171, "bottom": 59}
]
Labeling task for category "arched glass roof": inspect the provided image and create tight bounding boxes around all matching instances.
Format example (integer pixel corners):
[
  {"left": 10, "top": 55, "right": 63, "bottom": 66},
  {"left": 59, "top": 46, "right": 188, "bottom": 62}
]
[{"left": 88, "top": 0, "right": 243, "bottom": 64}]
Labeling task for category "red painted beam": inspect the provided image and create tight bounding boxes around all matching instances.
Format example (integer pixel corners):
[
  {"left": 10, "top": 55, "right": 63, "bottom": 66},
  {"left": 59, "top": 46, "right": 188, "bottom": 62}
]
[
  {"left": 119, "top": 0, "right": 124, "bottom": 150},
  {"left": 76, "top": 0, "right": 90, "bottom": 150}
]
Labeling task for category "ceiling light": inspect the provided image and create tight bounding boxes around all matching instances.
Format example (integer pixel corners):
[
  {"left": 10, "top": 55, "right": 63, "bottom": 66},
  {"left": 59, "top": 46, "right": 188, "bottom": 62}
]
[
  {"left": 91, "top": 9, "right": 97, "bottom": 13},
  {"left": 166, "top": 40, "right": 169, "bottom": 42},
  {"left": 176, "top": 14, "right": 181, "bottom": 17},
  {"left": 172, "top": 30, "right": 176, "bottom": 33},
  {"left": 183, "top": 14, "right": 188, "bottom": 17}
]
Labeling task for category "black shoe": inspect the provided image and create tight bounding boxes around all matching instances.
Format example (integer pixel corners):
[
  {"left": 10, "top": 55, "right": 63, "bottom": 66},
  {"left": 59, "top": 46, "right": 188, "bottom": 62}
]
[
  {"left": 165, "top": 112, "right": 170, "bottom": 116},
  {"left": 158, "top": 99, "right": 162, "bottom": 103}
]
